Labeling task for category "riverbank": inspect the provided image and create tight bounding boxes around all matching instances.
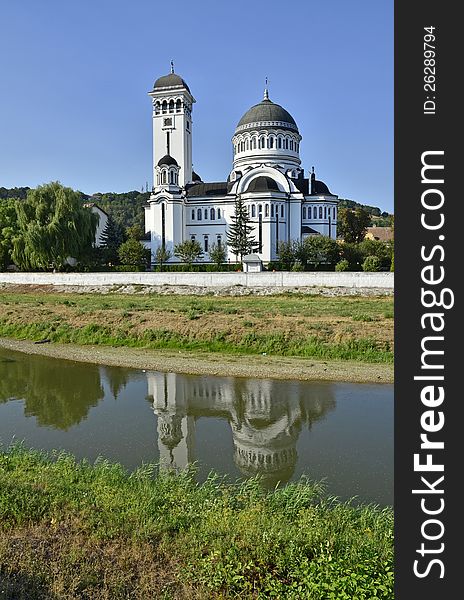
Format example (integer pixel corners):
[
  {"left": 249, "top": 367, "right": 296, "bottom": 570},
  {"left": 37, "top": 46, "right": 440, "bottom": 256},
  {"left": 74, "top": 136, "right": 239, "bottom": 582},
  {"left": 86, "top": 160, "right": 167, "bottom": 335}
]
[
  {"left": 0, "top": 446, "right": 393, "bottom": 599},
  {"left": 0, "top": 290, "right": 393, "bottom": 382},
  {"left": 0, "top": 337, "right": 393, "bottom": 383}
]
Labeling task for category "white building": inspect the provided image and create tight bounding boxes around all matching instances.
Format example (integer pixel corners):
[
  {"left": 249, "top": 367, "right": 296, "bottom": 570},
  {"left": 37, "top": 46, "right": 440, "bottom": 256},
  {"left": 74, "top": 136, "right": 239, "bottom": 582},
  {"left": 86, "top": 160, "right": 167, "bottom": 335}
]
[{"left": 145, "top": 66, "right": 339, "bottom": 264}]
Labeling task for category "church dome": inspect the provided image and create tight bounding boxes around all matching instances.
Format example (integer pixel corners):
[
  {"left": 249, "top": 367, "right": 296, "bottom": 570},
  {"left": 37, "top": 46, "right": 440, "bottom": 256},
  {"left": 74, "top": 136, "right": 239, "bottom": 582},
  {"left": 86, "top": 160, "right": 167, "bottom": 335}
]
[
  {"left": 157, "top": 154, "right": 178, "bottom": 167},
  {"left": 153, "top": 73, "right": 191, "bottom": 94},
  {"left": 236, "top": 98, "right": 298, "bottom": 133},
  {"left": 246, "top": 176, "right": 280, "bottom": 193}
]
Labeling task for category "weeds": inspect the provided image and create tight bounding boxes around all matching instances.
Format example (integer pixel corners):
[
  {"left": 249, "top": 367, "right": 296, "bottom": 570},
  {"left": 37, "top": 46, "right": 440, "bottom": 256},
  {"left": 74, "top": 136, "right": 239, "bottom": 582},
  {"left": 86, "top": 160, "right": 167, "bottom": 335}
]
[{"left": 0, "top": 445, "right": 393, "bottom": 599}]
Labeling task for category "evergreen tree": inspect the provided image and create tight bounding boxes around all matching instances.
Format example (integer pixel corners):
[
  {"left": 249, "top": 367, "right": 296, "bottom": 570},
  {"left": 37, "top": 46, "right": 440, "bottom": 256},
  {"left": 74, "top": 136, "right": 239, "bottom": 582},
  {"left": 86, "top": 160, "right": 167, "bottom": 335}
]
[
  {"left": 226, "top": 197, "right": 257, "bottom": 261},
  {"left": 99, "top": 215, "right": 124, "bottom": 265}
]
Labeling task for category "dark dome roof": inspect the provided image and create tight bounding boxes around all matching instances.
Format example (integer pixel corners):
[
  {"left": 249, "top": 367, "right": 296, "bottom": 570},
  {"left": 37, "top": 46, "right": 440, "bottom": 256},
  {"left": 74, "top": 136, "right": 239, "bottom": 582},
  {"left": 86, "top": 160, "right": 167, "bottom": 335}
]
[
  {"left": 157, "top": 154, "right": 178, "bottom": 167},
  {"left": 237, "top": 99, "right": 298, "bottom": 132},
  {"left": 313, "top": 180, "right": 332, "bottom": 195},
  {"left": 246, "top": 176, "right": 280, "bottom": 193},
  {"left": 153, "top": 73, "right": 190, "bottom": 93}
]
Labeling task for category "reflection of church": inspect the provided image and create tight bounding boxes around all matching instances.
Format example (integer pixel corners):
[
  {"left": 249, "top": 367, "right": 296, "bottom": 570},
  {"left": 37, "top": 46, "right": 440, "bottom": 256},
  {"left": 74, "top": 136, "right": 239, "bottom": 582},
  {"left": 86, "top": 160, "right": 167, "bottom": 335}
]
[{"left": 148, "top": 372, "right": 335, "bottom": 487}]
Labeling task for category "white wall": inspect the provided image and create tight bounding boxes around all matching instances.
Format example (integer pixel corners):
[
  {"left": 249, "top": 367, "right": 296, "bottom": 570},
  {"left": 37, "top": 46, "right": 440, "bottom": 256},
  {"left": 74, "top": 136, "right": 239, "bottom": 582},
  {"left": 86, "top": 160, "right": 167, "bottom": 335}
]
[{"left": 0, "top": 271, "right": 394, "bottom": 289}]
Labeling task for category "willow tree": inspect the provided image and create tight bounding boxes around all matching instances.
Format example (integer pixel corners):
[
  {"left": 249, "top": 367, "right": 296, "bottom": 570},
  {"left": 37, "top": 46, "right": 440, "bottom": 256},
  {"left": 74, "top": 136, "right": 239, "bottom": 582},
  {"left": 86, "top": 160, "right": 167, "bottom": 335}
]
[{"left": 12, "top": 182, "right": 98, "bottom": 271}]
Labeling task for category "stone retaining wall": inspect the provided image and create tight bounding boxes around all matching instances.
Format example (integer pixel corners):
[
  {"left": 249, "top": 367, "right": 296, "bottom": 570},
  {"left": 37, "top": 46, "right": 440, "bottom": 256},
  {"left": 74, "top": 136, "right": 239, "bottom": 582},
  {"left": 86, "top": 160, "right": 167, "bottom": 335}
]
[{"left": 0, "top": 271, "right": 393, "bottom": 289}]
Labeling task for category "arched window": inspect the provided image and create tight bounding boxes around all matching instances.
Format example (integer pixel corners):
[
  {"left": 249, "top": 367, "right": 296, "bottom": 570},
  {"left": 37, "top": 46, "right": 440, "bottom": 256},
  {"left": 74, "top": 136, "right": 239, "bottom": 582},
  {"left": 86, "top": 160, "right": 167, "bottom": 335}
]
[
  {"left": 210, "top": 207, "right": 215, "bottom": 220},
  {"left": 192, "top": 209, "right": 195, "bottom": 220},
  {"left": 333, "top": 207, "right": 336, "bottom": 219},
  {"left": 162, "top": 100, "right": 167, "bottom": 114},
  {"left": 176, "top": 99, "right": 181, "bottom": 113},
  {"left": 246, "top": 139, "right": 249, "bottom": 150},
  {"left": 252, "top": 137, "right": 257, "bottom": 149},
  {"left": 308, "top": 206, "right": 312, "bottom": 219},
  {"left": 162, "top": 171, "right": 167, "bottom": 184},
  {"left": 277, "top": 137, "right": 282, "bottom": 149},
  {"left": 281, "top": 204, "right": 284, "bottom": 218},
  {"left": 169, "top": 171, "right": 173, "bottom": 184},
  {"left": 204, "top": 236, "right": 209, "bottom": 252},
  {"left": 324, "top": 206, "right": 327, "bottom": 219},
  {"left": 217, "top": 235, "right": 222, "bottom": 246},
  {"left": 197, "top": 208, "right": 202, "bottom": 221},
  {"left": 259, "top": 137, "right": 265, "bottom": 149},
  {"left": 252, "top": 204, "right": 256, "bottom": 217},
  {"left": 271, "top": 204, "right": 274, "bottom": 217},
  {"left": 284, "top": 138, "right": 288, "bottom": 149},
  {"left": 290, "top": 140, "right": 294, "bottom": 151},
  {"left": 169, "top": 99, "right": 174, "bottom": 113},
  {"left": 265, "top": 204, "right": 269, "bottom": 217},
  {"left": 269, "top": 137, "right": 274, "bottom": 148},
  {"left": 155, "top": 102, "right": 160, "bottom": 115},
  {"left": 319, "top": 207, "right": 323, "bottom": 219},
  {"left": 217, "top": 208, "right": 221, "bottom": 219},
  {"left": 303, "top": 206, "right": 307, "bottom": 219},
  {"left": 258, "top": 204, "right": 263, "bottom": 214}
]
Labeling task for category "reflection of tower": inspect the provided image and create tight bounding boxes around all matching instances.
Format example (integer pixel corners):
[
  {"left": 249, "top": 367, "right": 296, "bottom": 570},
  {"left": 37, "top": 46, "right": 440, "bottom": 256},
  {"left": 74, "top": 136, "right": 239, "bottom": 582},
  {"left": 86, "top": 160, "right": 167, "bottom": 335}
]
[
  {"left": 229, "top": 380, "right": 302, "bottom": 488},
  {"left": 150, "top": 372, "right": 195, "bottom": 469},
  {"left": 146, "top": 371, "right": 336, "bottom": 484}
]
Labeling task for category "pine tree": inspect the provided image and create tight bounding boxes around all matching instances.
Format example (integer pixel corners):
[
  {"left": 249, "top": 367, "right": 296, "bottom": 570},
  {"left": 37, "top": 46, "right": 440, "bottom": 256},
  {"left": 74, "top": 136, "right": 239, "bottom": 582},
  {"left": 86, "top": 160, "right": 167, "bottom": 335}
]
[
  {"left": 226, "top": 197, "right": 257, "bottom": 261},
  {"left": 99, "top": 215, "right": 124, "bottom": 265}
]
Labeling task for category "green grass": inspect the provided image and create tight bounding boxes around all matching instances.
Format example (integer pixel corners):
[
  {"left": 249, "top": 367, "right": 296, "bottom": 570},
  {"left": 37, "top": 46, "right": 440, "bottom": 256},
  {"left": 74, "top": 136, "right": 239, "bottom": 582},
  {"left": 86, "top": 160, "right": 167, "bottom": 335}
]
[
  {"left": 0, "top": 445, "right": 393, "bottom": 599},
  {"left": 0, "top": 292, "right": 394, "bottom": 363},
  {"left": 0, "top": 320, "right": 393, "bottom": 363}
]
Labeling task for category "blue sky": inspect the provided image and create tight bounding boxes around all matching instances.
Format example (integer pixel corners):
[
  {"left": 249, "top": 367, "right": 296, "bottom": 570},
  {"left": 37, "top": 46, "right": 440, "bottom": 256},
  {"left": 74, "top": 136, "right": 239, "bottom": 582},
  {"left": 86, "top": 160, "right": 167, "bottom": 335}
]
[{"left": 1, "top": 0, "right": 393, "bottom": 212}]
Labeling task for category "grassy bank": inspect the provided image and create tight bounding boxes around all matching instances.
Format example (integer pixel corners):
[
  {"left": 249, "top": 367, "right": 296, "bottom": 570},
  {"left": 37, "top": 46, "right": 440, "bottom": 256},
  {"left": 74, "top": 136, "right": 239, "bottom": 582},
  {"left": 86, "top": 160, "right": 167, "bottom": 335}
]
[
  {"left": 0, "top": 291, "right": 393, "bottom": 364},
  {"left": 0, "top": 446, "right": 393, "bottom": 599}
]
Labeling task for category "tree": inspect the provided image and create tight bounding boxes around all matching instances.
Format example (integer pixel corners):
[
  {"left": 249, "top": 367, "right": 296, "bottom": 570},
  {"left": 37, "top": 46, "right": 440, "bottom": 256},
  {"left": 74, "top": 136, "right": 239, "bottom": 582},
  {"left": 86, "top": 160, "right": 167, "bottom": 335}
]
[
  {"left": 154, "top": 245, "right": 172, "bottom": 271},
  {"left": 337, "top": 207, "right": 371, "bottom": 244},
  {"left": 362, "top": 255, "right": 381, "bottom": 272},
  {"left": 118, "top": 238, "right": 150, "bottom": 269},
  {"left": 226, "top": 197, "right": 257, "bottom": 261},
  {"left": 208, "top": 242, "right": 227, "bottom": 269},
  {"left": 0, "top": 198, "right": 19, "bottom": 270},
  {"left": 174, "top": 239, "right": 203, "bottom": 267},
  {"left": 277, "top": 240, "right": 296, "bottom": 270},
  {"left": 12, "top": 182, "right": 98, "bottom": 271},
  {"left": 295, "top": 236, "right": 341, "bottom": 270},
  {"left": 99, "top": 215, "right": 125, "bottom": 265}
]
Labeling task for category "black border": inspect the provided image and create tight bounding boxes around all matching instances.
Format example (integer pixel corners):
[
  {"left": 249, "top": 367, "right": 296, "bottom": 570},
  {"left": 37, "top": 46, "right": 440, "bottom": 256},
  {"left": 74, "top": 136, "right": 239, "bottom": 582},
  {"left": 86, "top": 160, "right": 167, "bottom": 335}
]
[{"left": 395, "top": 2, "right": 459, "bottom": 596}]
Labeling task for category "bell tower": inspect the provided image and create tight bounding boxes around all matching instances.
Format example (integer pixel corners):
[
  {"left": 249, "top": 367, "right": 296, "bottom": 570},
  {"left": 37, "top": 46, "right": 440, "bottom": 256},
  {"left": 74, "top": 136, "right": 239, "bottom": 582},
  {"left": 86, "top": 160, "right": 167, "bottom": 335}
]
[{"left": 148, "top": 63, "right": 195, "bottom": 188}]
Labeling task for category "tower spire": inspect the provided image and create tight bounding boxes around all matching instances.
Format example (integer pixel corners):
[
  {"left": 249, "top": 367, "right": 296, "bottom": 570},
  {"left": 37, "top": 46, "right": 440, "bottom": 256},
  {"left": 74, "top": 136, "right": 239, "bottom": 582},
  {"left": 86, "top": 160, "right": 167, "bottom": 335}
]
[
  {"left": 170, "top": 60, "right": 174, "bottom": 74},
  {"left": 264, "top": 77, "right": 269, "bottom": 100}
]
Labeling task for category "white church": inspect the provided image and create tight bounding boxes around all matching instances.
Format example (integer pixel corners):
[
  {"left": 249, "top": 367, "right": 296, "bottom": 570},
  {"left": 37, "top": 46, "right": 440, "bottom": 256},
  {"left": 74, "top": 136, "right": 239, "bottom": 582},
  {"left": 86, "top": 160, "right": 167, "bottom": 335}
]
[{"left": 144, "top": 65, "right": 339, "bottom": 264}]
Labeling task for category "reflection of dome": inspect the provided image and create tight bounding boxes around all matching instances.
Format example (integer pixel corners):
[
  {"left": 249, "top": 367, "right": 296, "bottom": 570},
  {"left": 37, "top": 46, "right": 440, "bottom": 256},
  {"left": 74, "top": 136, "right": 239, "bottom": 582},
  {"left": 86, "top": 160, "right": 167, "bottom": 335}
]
[
  {"left": 158, "top": 414, "right": 183, "bottom": 450},
  {"left": 236, "top": 98, "right": 298, "bottom": 133},
  {"left": 153, "top": 73, "right": 190, "bottom": 93},
  {"left": 234, "top": 444, "right": 297, "bottom": 488},
  {"left": 245, "top": 176, "right": 280, "bottom": 193}
]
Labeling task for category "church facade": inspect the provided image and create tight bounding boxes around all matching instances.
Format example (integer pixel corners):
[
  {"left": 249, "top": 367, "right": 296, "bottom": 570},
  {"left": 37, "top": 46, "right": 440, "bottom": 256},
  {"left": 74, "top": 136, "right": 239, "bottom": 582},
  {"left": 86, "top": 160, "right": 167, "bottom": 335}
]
[{"left": 144, "top": 67, "right": 339, "bottom": 264}]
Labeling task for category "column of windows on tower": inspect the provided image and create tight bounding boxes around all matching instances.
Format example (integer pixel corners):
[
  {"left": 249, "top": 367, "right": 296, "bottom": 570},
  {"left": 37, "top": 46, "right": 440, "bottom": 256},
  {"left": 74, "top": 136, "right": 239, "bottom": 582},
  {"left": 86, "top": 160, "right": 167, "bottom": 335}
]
[
  {"left": 155, "top": 99, "right": 183, "bottom": 114},
  {"left": 157, "top": 170, "right": 178, "bottom": 185}
]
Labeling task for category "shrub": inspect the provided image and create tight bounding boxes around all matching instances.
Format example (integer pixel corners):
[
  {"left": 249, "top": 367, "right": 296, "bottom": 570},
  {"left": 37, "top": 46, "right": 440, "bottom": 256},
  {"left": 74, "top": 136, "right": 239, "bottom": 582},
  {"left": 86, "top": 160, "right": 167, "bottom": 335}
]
[
  {"left": 362, "top": 255, "right": 381, "bottom": 272},
  {"left": 335, "top": 259, "right": 350, "bottom": 272}
]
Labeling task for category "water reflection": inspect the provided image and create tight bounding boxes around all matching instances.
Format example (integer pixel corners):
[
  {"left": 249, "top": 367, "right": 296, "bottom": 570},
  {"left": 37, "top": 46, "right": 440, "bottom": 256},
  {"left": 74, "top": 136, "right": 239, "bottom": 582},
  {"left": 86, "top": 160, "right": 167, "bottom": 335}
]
[
  {"left": 148, "top": 373, "right": 336, "bottom": 487},
  {"left": 0, "top": 355, "right": 104, "bottom": 430},
  {"left": 0, "top": 349, "right": 393, "bottom": 504}
]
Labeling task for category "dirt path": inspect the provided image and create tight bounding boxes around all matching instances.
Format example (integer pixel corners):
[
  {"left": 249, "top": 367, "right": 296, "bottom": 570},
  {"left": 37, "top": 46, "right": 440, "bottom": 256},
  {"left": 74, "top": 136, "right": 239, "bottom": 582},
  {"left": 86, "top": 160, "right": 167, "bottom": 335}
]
[{"left": 0, "top": 337, "right": 393, "bottom": 383}]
